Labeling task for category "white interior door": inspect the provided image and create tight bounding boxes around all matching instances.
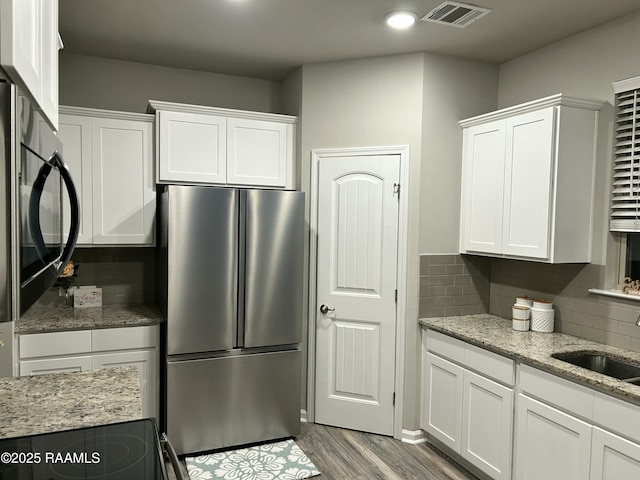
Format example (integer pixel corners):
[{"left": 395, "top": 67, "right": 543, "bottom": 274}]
[{"left": 314, "top": 154, "right": 400, "bottom": 436}]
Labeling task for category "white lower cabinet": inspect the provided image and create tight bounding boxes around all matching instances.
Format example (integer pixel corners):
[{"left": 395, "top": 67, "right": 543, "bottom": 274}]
[
  {"left": 515, "top": 364, "right": 640, "bottom": 480},
  {"left": 515, "top": 394, "right": 591, "bottom": 480},
  {"left": 422, "top": 352, "right": 463, "bottom": 452},
  {"left": 590, "top": 427, "right": 640, "bottom": 480},
  {"left": 422, "top": 330, "right": 514, "bottom": 480},
  {"left": 462, "top": 370, "right": 513, "bottom": 480},
  {"left": 19, "top": 326, "right": 159, "bottom": 419},
  {"left": 91, "top": 350, "right": 157, "bottom": 423},
  {"left": 422, "top": 329, "right": 640, "bottom": 480}
]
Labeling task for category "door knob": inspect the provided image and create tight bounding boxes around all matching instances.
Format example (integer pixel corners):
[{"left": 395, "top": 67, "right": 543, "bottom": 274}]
[{"left": 319, "top": 304, "right": 335, "bottom": 314}]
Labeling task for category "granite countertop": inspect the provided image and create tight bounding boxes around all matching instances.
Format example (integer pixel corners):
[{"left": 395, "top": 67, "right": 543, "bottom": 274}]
[
  {"left": 420, "top": 314, "right": 640, "bottom": 405},
  {"left": 17, "top": 304, "right": 163, "bottom": 334},
  {"left": 0, "top": 367, "right": 142, "bottom": 439}
]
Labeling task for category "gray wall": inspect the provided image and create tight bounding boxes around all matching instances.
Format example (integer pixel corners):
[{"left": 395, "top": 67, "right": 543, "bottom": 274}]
[
  {"left": 60, "top": 52, "right": 281, "bottom": 113},
  {"left": 420, "top": 54, "right": 498, "bottom": 254},
  {"left": 298, "top": 52, "right": 498, "bottom": 431},
  {"left": 497, "top": 11, "right": 640, "bottom": 267},
  {"left": 299, "top": 53, "right": 425, "bottom": 430},
  {"left": 421, "top": 11, "right": 640, "bottom": 354},
  {"left": 490, "top": 10, "right": 640, "bottom": 350}
]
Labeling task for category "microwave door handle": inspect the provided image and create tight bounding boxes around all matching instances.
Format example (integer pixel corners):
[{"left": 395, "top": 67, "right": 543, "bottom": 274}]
[
  {"left": 51, "top": 152, "right": 80, "bottom": 269},
  {"left": 27, "top": 162, "right": 53, "bottom": 263}
]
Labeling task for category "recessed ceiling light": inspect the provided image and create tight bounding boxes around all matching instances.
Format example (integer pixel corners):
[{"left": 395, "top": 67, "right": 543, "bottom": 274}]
[{"left": 385, "top": 11, "right": 418, "bottom": 29}]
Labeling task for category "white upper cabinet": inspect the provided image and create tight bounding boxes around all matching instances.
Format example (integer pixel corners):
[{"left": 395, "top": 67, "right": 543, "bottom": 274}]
[
  {"left": 226, "top": 117, "right": 288, "bottom": 187},
  {"left": 149, "top": 101, "right": 296, "bottom": 189},
  {"left": 157, "top": 110, "right": 227, "bottom": 184},
  {"left": 0, "top": 0, "right": 60, "bottom": 129},
  {"left": 459, "top": 94, "right": 604, "bottom": 263},
  {"left": 58, "top": 106, "right": 155, "bottom": 246}
]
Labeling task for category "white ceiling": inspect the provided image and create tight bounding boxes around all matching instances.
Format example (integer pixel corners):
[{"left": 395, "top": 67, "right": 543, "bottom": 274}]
[{"left": 59, "top": 0, "right": 640, "bottom": 81}]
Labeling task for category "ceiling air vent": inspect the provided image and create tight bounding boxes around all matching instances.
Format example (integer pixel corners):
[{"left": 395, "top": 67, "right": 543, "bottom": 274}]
[{"left": 421, "top": 1, "right": 491, "bottom": 28}]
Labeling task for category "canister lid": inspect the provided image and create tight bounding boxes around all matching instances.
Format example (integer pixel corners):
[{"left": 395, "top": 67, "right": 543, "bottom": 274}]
[{"left": 533, "top": 298, "right": 553, "bottom": 309}]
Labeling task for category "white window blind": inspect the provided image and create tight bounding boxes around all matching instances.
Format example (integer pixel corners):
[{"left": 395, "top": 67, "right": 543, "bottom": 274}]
[{"left": 611, "top": 76, "right": 640, "bottom": 232}]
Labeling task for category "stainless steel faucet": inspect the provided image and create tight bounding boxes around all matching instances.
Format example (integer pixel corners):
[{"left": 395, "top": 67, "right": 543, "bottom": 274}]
[{"left": 637, "top": 313, "right": 640, "bottom": 326}]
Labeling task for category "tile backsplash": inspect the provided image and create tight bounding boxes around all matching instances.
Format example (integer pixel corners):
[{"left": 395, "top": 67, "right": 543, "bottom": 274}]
[
  {"left": 37, "top": 247, "right": 156, "bottom": 307},
  {"left": 419, "top": 254, "right": 490, "bottom": 317},
  {"left": 419, "top": 254, "right": 640, "bottom": 353}
]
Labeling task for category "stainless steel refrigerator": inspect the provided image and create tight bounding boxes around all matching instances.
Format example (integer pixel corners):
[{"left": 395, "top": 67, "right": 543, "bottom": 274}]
[{"left": 157, "top": 185, "right": 304, "bottom": 455}]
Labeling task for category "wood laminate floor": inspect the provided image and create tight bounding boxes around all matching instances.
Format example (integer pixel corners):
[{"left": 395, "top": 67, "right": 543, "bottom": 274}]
[
  {"left": 170, "top": 422, "right": 478, "bottom": 479},
  {"left": 296, "top": 422, "right": 478, "bottom": 480}
]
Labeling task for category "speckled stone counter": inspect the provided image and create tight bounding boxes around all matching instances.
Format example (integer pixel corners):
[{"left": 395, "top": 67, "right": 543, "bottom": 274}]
[
  {"left": 0, "top": 367, "right": 142, "bottom": 439},
  {"left": 420, "top": 314, "right": 640, "bottom": 404},
  {"left": 16, "top": 304, "right": 162, "bottom": 334}
]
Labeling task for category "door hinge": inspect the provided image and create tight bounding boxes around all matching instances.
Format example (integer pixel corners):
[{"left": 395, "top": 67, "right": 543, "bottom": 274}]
[
  {"left": 393, "top": 392, "right": 396, "bottom": 406},
  {"left": 393, "top": 183, "right": 400, "bottom": 199},
  {"left": 395, "top": 289, "right": 398, "bottom": 303}
]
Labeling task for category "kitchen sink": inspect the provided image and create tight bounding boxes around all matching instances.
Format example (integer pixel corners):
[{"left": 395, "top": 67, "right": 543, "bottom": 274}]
[{"left": 552, "top": 351, "right": 640, "bottom": 384}]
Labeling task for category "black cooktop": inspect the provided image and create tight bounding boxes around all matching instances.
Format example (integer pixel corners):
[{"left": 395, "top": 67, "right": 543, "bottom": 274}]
[{"left": 0, "top": 418, "right": 168, "bottom": 480}]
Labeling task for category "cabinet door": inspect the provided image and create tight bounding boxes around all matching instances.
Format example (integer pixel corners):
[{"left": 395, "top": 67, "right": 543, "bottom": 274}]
[
  {"left": 502, "top": 108, "right": 555, "bottom": 259},
  {"left": 0, "top": 0, "right": 42, "bottom": 109},
  {"left": 92, "top": 350, "right": 158, "bottom": 420},
  {"left": 58, "top": 114, "right": 93, "bottom": 244},
  {"left": 226, "top": 118, "right": 288, "bottom": 187},
  {"left": 20, "top": 356, "right": 92, "bottom": 376},
  {"left": 460, "top": 120, "right": 506, "bottom": 254},
  {"left": 421, "top": 352, "right": 463, "bottom": 453},
  {"left": 590, "top": 427, "right": 640, "bottom": 480},
  {"left": 157, "top": 110, "right": 227, "bottom": 184},
  {"left": 462, "top": 370, "right": 513, "bottom": 480},
  {"left": 91, "top": 117, "right": 155, "bottom": 244},
  {"left": 515, "top": 394, "right": 591, "bottom": 480},
  {"left": 39, "top": 0, "right": 58, "bottom": 129}
]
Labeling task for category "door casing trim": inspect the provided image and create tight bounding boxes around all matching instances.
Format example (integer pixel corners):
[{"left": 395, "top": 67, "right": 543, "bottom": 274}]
[{"left": 307, "top": 145, "right": 410, "bottom": 439}]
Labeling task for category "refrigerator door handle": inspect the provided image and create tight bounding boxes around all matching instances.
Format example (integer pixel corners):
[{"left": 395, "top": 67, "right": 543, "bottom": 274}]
[{"left": 236, "top": 190, "right": 246, "bottom": 348}]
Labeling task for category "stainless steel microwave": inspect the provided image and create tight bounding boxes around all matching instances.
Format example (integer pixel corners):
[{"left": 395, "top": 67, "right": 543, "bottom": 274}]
[{"left": 14, "top": 86, "right": 80, "bottom": 314}]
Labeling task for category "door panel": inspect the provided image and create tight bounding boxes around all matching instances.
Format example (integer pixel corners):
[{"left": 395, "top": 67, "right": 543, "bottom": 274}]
[
  {"left": 158, "top": 111, "right": 227, "bottom": 184},
  {"left": 165, "top": 186, "right": 238, "bottom": 355},
  {"left": 242, "top": 189, "right": 304, "bottom": 348},
  {"left": 502, "top": 108, "right": 554, "bottom": 258},
  {"left": 422, "top": 352, "right": 463, "bottom": 452},
  {"left": 315, "top": 154, "right": 399, "bottom": 436},
  {"left": 91, "top": 117, "right": 154, "bottom": 244},
  {"left": 461, "top": 120, "right": 506, "bottom": 254},
  {"left": 590, "top": 427, "right": 640, "bottom": 480},
  {"left": 166, "top": 350, "right": 301, "bottom": 455},
  {"left": 462, "top": 370, "right": 513, "bottom": 480},
  {"left": 227, "top": 118, "right": 287, "bottom": 187},
  {"left": 58, "top": 115, "right": 93, "bottom": 244},
  {"left": 515, "top": 394, "right": 591, "bottom": 480}
]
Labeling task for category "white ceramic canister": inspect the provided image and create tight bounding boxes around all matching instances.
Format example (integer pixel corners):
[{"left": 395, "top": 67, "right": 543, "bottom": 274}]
[
  {"left": 512, "top": 305, "right": 531, "bottom": 331},
  {"left": 531, "top": 299, "right": 554, "bottom": 333},
  {"left": 515, "top": 295, "right": 534, "bottom": 308}
]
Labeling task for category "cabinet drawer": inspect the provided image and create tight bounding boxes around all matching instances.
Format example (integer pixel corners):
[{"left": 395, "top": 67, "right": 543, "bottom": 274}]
[
  {"left": 465, "top": 342, "right": 514, "bottom": 386},
  {"left": 593, "top": 391, "right": 640, "bottom": 443},
  {"left": 519, "top": 364, "right": 594, "bottom": 420},
  {"left": 20, "top": 356, "right": 92, "bottom": 376},
  {"left": 425, "top": 330, "right": 465, "bottom": 364},
  {"left": 426, "top": 329, "right": 514, "bottom": 386},
  {"left": 20, "top": 330, "right": 92, "bottom": 359},
  {"left": 92, "top": 326, "right": 157, "bottom": 352}
]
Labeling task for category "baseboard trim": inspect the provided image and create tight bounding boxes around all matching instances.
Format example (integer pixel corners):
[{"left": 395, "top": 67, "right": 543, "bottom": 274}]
[{"left": 401, "top": 429, "right": 427, "bottom": 444}]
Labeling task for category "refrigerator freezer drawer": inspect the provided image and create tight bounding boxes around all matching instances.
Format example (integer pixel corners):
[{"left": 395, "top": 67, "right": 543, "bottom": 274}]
[{"left": 166, "top": 349, "right": 301, "bottom": 455}]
